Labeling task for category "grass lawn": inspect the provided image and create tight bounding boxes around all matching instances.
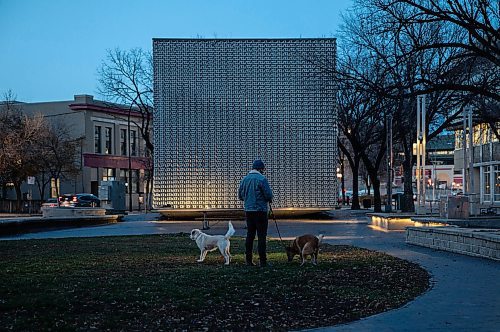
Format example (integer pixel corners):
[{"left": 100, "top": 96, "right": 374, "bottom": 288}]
[{"left": 0, "top": 234, "right": 429, "bottom": 331}]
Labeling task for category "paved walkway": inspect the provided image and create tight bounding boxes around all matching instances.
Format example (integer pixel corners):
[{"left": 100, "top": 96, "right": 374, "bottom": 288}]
[{"left": 1, "top": 211, "right": 499, "bottom": 332}]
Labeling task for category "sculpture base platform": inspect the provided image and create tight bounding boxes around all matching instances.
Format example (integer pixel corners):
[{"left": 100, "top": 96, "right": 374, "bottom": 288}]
[{"left": 156, "top": 207, "right": 333, "bottom": 220}]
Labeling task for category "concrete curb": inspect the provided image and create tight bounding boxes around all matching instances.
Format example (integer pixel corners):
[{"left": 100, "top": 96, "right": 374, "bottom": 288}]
[{"left": 0, "top": 215, "right": 121, "bottom": 236}]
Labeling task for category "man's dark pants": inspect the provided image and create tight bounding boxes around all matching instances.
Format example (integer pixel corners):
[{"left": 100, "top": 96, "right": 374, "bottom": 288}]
[{"left": 245, "top": 211, "right": 268, "bottom": 264}]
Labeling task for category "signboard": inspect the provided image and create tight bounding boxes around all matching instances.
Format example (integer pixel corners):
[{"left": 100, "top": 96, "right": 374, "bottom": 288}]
[
  {"left": 27, "top": 176, "right": 35, "bottom": 185},
  {"left": 99, "top": 181, "right": 111, "bottom": 200}
]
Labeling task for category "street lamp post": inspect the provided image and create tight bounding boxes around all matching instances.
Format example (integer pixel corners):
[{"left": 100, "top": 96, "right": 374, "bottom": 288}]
[
  {"left": 385, "top": 114, "right": 393, "bottom": 212},
  {"left": 467, "top": 107, "right": 474, "bottom": 194},
  {"left": 416, "top": 95, "right": 427, "bottom": 214},
  {"left": 128, "top": 106, "right": 133, "bottom": 212}
]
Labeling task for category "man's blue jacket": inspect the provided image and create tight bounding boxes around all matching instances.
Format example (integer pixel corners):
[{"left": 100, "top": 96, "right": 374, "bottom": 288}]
[{"left": 238, "top": 170, "right": 273, "bottom": 212}]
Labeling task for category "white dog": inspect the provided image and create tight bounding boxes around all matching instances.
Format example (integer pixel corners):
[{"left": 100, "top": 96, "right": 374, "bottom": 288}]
[{"left": 189, "top": 221, "right": 235, "bottom": 265}]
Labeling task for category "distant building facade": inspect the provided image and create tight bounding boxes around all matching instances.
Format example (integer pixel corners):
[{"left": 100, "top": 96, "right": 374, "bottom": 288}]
[
  {"left": 153, "top": 38, "right": 338, "bottom": 216},
  {"left": 407, "top": 134, "right": 456, "bottom": 193},
  {"left": 1, "top": 94, "right": 151, "bottom": 210},
  {"left": 454, "top": 121, "right": 500, "bottom": 208}
]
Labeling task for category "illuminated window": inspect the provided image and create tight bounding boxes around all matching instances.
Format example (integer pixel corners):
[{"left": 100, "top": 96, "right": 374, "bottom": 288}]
[
  {"left": 483, "top": 166, "right": 491, "bottom": 202},
  {"left": 50, "top": 178, "right": 60, "bottom": 198},
  {"left": 495, "top": 165, "right": 500, "bottom": 202},
  {"left": 102, "top": 168, "right": 115, "bottom": 182}
]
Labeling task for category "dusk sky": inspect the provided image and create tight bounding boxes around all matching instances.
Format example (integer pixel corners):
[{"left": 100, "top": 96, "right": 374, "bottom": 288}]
[{"left": 0, "top": 0, "right": 352, "bottom": 103}]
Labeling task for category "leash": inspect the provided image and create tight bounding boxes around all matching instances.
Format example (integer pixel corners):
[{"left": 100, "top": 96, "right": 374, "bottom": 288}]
[{"left": 269, "top": 204, "right": 287, "bottom": 249}]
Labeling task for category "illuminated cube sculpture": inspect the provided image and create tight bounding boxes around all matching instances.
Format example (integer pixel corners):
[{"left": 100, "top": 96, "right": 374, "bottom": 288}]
[{"left": 153, "top": 38, "right": 338, "bottom": 217}]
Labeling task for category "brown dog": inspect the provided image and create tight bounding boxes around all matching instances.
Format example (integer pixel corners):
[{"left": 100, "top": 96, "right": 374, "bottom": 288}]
[{"left": 286, "top": 234, "right": 324, "bottom": 266}]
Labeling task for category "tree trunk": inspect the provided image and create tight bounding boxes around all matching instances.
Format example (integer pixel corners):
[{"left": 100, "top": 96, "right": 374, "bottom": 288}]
[
  {"left": 14, "top": 182, "right": 22, "bottom": 212},
  {"left": 402, "top": 155, "right": 415, "bottom": 212},
  {"left": 36, "top": 172, "right": 47, "bottom": 202},
  {"left": 145, "top": 170, "right": 153, "bottom": 212},
  {"left": 351, "top": 158, "right": 361, "bottom": 210},
  {"left": 371, "top": 177, "right": 382, "bottom": 212}
]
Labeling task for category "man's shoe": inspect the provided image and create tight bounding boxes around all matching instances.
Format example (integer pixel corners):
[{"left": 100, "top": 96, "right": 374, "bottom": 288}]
[
  {"left": 259, "top": 261, "right": 272, "bottom": 268},
  {"left": 246, "top": 261, "right": 256, "bottom": 266}
]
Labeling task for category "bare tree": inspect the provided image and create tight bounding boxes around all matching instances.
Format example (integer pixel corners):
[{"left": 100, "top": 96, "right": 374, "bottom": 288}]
[
  {"left": 334, "top": 0, "right": 472, "bottom": 211},
  {"left": 97, "top": 48, "right": 154, "bottom": 154},
  {"left": 0, "top": 92, "right": 48, "bottom": 211},
  {"left": 97, "top": 48, "right": 154, "bottom": 209},
  {"left": 0, "top": 90, "right": 21, "bottom": 186},
  {"left": 373, "top": 0, "right": 500, "bottom": 132},
  {"left": 36, "top": 121, "right": 82, "bottom": 202},
  {"left": 336, "top": 72, "right": 379, "bottom": 210}
]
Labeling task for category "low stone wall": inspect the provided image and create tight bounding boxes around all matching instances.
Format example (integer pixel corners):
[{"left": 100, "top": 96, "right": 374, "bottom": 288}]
[
  {"left": 370, "top": 214, "right": 414, "bottom": 231},
  {"left": 406, "top": 227, "right": 500, "bottom": 261},
  {"left": 42, "top": 207, "right": 106, "bottom": 218},
  {"left": 0, "top": 214, "right": 120, "bottom": 236}
]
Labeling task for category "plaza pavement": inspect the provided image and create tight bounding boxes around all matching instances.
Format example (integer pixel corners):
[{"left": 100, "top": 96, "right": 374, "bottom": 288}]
[{"left": 1, "top": 210, "right": 499, "bottom": 332}]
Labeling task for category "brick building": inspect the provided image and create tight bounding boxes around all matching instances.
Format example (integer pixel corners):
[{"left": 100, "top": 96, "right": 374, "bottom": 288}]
[{"left": 1, "top": 94, "right": 151, "bottom": 211}]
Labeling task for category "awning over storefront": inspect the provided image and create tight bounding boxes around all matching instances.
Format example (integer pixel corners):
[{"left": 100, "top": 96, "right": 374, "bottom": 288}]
[{"left": 83, "top": 153, "right": 150, "bottom": 170}]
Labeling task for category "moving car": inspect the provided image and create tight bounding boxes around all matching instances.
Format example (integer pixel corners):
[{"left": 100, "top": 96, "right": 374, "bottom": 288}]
[
  {"left": 41, "top": 198, "right": 58, "bottom": 208},
  {"left": 59, "top": 194, "right": 101, "bottom": 207}
]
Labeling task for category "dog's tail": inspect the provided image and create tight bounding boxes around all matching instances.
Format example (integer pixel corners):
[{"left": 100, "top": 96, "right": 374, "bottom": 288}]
[
  {"left": 225, "top": 221, "right": 235, "bottom": 239},
  {"left": 317, "top": 234, "right": 324, "bottom": 244}
]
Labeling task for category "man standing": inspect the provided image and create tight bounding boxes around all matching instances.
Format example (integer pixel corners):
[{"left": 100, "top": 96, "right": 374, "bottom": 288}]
[{"left": 238, "top": 159, "right": 274, "bottom": 267}]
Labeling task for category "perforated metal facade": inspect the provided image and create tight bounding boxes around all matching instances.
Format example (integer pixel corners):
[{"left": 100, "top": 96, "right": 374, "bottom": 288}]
[{"left": 153, "top": 38, "right": 337, "bottom": 211}]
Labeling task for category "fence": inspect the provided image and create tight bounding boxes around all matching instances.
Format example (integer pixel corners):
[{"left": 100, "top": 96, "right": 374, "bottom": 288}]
[{"left": 0, "top": 200, "right": 42, "bottom": 214}]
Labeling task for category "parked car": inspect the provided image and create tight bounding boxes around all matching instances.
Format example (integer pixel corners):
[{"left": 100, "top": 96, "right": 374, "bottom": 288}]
[
  {"left": 59, "top": 194, "right": 100, "bottom": 207},
  {"left": 41, "top": 198, "right": 58, "bottom": 208}
]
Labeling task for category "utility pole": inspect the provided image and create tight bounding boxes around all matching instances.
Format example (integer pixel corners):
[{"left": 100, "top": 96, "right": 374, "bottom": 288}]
[
  {"left": 340, "top": 153, "right": 345, "bottom": 205},
  {"left": 128, "top": 105, "right": 133, "bottom": 212}
]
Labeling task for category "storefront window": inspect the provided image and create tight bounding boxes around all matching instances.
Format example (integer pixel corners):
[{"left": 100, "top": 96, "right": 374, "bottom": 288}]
[
  {"left": 120, "top": 169, "right": 129, "bottom": 193},
  {"left": 102, "top": 168, "right": 115, "bottom": 182},
  {"left": 119, "top": 169, "right": 139, "bottom": 193}
]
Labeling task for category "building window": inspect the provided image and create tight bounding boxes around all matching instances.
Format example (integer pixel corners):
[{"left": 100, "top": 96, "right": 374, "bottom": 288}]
[
  {"left": 119, "top": 169, "right": 129, "bottom": 193},
  {"left": 132, "top": 170, "right": 139, "bottom": 193},
  {"left": 94, "top": 126, "right": 102, "bottom": 153},
  {"left": 495, "top": 165, "right": 500, "bottom": 202},
  {"left": 102, "top": 168, "right": 115, "bottom": 182},
  {"left": 131, "top": 130, "right": 137, "bottom": 156},
  {"left": 119, "top": 168, "right": 139, "bottom": 193},
  {"left": 120, "top": 129, "right": 127, "bottom": 156},
  {"left": 105, "top": 127, "right": 113, "bottom": 154},
  {"left": 483, "top": 166, "right": 491, "bottom": 202}
]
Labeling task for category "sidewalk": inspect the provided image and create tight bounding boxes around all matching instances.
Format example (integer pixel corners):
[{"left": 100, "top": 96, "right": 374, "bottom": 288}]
[{"left": 1, "top": 210, "right": 499, "bottom": 331}]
